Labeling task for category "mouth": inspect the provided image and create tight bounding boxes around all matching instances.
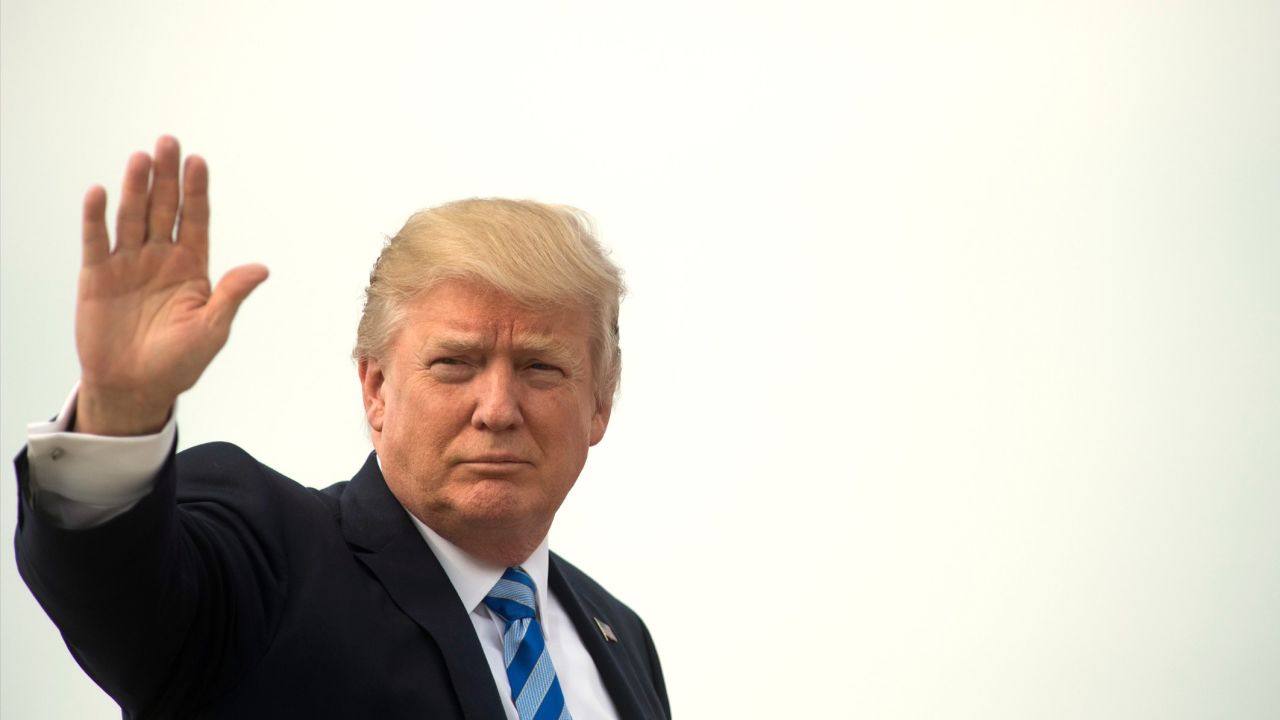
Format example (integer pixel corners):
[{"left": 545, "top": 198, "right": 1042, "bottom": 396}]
[
  {"left": 460, "top": 454, "right": 530, "bottom": 464},
  {"left": 454, "top": 454, "right": 534, "bottom": 474}
]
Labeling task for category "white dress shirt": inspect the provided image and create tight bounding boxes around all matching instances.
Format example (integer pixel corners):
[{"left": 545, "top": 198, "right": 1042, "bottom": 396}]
[{"left": 26, "top": 388, "right": 619, "bottom": 720}]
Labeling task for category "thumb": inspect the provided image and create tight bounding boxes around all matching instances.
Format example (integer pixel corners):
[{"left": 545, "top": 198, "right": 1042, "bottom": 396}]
[{"left": 207, "top": 263, "right": 269, "bottom": 328}]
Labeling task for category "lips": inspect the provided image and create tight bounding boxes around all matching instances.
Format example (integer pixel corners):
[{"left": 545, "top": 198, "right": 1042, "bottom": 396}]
[
  {"left": 455, "top": 456, "right": 533, "bottom": 476},
  {"left": 460, "top": 454, "right": 529, "bottom": 464}
]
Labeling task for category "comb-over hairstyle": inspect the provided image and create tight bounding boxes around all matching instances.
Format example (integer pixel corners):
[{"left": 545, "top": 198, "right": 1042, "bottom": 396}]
[{"left": 354, "top": 198, "right": 625, "bottom": 403}]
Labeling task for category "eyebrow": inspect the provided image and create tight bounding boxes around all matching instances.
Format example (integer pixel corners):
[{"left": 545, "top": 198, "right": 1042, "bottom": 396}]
[{"left": 430, "top": 334, "right": 579, "bottom": 361}]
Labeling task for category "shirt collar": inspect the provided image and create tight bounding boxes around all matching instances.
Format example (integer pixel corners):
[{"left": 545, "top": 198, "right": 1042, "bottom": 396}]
[{"left": 404, "top": 510, "right": 551, "bottom": 618}]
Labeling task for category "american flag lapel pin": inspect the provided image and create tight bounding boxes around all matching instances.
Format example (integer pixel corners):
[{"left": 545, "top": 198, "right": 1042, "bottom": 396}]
[{"left": 594, "top": 617, "right": 619, "bottom": 643}]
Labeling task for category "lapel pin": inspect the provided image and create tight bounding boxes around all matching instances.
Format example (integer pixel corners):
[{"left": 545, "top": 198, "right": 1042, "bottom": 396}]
[{"left": 594, "top": 617, "right": 619, "bottom": 643}]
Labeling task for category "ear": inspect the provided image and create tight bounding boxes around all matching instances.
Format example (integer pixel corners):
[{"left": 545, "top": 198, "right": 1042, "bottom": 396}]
[
  {"left": 358, "top": 356, "right": 387, "bottom": 434},
  {"left": 589, "top": 395, "right": 612, "bottom": 446}
]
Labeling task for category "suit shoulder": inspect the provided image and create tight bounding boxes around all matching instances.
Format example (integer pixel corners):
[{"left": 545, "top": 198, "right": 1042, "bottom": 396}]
[
  {"left": 174, "top": 442, "right": 342, "bottom": 516},
  {"left": 176, "top": 441, "right": 264, "bottom": 472},
  {"left": 175, "top": 441, "right": 290, "bottom": 488},
  {"left": 551, "top": 552, "right": 644, "bottom": 622}
]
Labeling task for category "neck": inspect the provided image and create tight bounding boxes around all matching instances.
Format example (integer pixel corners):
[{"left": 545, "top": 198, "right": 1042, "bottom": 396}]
[{"left": 419, "top": 513, "right": 551, "bottom": 568}]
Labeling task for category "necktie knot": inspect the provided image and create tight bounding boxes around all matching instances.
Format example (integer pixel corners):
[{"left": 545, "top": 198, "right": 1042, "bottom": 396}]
[{"left": 483, "top": 567, "right": 538, "bottom": 622}]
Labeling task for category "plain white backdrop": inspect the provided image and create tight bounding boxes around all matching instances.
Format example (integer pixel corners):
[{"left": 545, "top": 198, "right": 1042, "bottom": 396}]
[{"left": 2, "top": 1, "right": 1278, "bottom": 717}]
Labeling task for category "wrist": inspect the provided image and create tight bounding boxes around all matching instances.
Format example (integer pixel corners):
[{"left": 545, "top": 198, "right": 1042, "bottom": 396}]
[{"left": 74, "top": 385, "right": 173, "bottom": 436}]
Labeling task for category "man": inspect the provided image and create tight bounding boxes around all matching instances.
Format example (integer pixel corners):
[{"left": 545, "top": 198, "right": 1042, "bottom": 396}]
[{"left": 15, "top": 136, "right": 670, "bottom": 719}]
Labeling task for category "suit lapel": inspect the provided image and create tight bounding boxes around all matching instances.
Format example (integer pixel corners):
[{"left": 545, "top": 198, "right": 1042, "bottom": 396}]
[
  {"left": 548, "top": 558, "right": 652, "bottom": 720},
  {"left": 339, "top": 453, "right": 507, "bottom": 720}
]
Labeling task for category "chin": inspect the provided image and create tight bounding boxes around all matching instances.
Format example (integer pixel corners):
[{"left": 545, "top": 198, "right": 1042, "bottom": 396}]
[{"left": 452, "top": 482, "right": 544, "bottom": 526}]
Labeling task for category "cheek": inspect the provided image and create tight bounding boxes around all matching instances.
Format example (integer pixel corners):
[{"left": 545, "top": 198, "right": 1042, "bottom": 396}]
[
  {"left": 539, "top": 401, "right": 597, "bottom": 462},
  {"left": 383, "top": 388, "right": 451, "bottom": 455}
]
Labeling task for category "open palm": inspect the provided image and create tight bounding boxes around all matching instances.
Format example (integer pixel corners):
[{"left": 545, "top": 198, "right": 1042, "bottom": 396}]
[{"left": 75, "top": 136, "right": 267, "bottom": 436}]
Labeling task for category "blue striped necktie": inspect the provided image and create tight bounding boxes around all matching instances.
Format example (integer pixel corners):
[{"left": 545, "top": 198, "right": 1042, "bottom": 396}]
[{"left": 483, "top": 567, "right": 572, "bottom": 720}]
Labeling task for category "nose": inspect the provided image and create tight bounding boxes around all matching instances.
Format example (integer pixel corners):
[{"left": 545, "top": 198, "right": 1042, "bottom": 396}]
[{"left": 471, "top": 365, "right": 524, "bottom": 431}]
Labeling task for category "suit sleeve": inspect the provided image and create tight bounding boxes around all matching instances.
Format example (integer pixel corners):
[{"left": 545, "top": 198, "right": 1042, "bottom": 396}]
[{"left": 13, "top": 441, "right": 290, "bottom": 717}]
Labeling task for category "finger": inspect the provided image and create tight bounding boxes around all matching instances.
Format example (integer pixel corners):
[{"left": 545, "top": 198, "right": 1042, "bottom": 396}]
[
  {"left": 115, "top": 151, "right": 152, "bottom": 252},
  {"left": 176, "top": 155, "right": 209, "bottom": 260},
  {"left": 82, "top": 185, "right": 110, "bottom": 266},
  {"left": 206, "top": 263, "right": 269, "bottom": 330},
  {"left": 145, "top": 135, "right": 181, "bottom": 243}
]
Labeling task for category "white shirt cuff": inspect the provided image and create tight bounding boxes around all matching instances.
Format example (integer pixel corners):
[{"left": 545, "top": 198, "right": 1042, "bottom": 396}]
[{"left": 26, "top": 386, "right": 175, "bottom": 528}]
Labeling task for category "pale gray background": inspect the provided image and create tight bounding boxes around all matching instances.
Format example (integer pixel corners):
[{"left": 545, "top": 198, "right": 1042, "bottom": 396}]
[{"left": 3, "top": 1, "right": 1278, "bottom": 718}]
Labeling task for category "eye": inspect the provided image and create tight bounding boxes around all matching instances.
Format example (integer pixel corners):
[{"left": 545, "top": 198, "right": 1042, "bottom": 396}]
[
  {"left": 428, "top": 357, "right": 476, "bottom": 380},
  {"left": 523, "top": 361, "right": 566, "bottom": 383}
]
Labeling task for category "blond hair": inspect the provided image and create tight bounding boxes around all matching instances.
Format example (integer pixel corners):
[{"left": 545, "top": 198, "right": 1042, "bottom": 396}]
[{"left": 354, "top": 198, "right": 624, "bottom": 402}]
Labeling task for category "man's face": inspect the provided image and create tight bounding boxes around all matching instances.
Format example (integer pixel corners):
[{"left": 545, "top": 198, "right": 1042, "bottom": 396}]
[{"left": 359, "top": 279, "right": 610, "bottom": 556}]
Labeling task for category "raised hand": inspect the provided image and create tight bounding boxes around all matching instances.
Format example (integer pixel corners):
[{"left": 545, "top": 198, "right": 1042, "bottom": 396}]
[{"left": 74, "top": 136, "right": 268, "bottom": 436}]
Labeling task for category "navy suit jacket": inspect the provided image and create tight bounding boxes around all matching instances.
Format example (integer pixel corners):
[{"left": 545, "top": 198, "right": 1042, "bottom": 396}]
[{"left": 15, "top": 442, "right": 670, "bottom": 719}]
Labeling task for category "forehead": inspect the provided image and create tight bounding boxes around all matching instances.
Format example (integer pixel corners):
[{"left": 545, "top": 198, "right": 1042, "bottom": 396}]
[{"left": 399, "top": 279, "right": 592, "bottom": 351}]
